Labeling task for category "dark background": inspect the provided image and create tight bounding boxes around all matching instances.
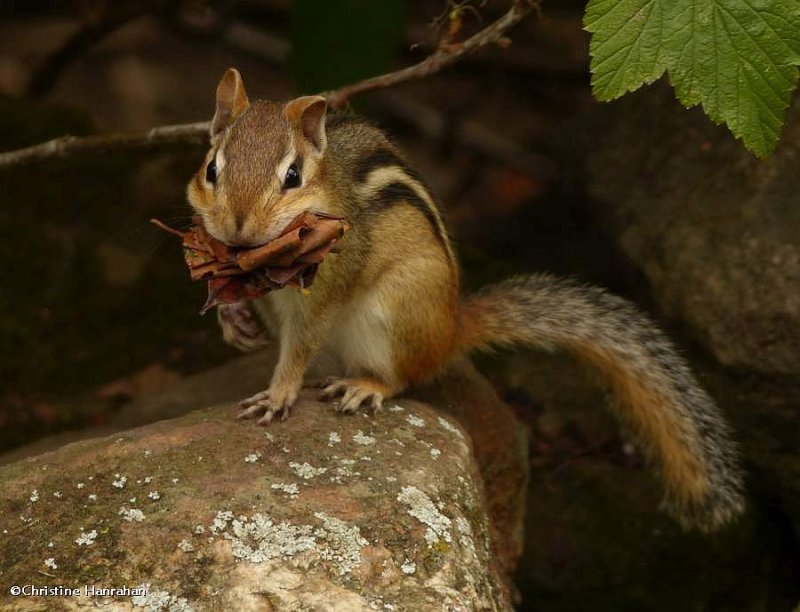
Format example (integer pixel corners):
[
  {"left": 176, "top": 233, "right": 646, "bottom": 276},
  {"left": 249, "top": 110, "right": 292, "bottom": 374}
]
[{"left": 1, "top": 1, "right": 798, "bottom": 610}]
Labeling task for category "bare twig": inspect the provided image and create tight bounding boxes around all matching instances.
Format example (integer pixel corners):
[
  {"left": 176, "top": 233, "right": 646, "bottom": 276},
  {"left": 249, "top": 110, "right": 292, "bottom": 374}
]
[
  {"left": 324, "top": 0, "right": 536, "bottom": 108},
  {"left": 0, "top": 122, "right": 210, "bottom": 166},
  {"left": 0, "top": 0, "right": 537, "bottom": 168}
]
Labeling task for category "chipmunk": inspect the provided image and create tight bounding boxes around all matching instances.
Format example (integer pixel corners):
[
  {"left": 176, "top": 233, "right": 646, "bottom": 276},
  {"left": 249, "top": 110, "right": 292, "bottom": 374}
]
[{"left": 186, "top": 68, "right": 744, "bottom": 531}]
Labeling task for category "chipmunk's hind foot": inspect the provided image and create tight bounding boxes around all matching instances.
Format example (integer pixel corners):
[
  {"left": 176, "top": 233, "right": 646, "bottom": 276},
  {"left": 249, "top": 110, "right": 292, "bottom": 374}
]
[{"left": 318, "top": 377, "right": 392, "bottom": 415}]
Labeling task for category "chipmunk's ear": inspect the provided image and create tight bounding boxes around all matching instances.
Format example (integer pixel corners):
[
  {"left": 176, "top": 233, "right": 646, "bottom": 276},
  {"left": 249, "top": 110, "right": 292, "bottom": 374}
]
[
  {"left": 284, "top": 96, "right": 327, "bottom": 153},
  {"left": 211, "top": 68, "right": 249, "bottom": 137}
]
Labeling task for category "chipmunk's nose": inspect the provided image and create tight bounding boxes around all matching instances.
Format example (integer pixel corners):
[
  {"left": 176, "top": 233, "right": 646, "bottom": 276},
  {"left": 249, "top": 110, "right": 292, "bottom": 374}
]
[
  {"left": 218, "top": 211, "right": 260, "bottom": 247},
  {"left": 234, "top": 211, "right": 245, "bottom": 234}
]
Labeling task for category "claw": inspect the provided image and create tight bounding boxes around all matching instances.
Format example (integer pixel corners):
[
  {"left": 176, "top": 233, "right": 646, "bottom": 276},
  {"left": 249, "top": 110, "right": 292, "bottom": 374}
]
[
  {"left": 318, "top": 378, "right": 388, "bottom": 415},
  {"left": 239, "top": 390, "right": 270, "bottom": 411},
  {"left": 320, "top": 379, "right": 348, "bottom": 400},
  {"left": 369, "top": 393, "right": 383, "bottom": 415},
  {"left": 257, "top": 410, "right": 278, "bottom": 426},
  {"left": 237, "top": 386, "right": 296, "bottom": 425},
  {"left": 238, "top": 403, "right": 269, "bottom": 420}
]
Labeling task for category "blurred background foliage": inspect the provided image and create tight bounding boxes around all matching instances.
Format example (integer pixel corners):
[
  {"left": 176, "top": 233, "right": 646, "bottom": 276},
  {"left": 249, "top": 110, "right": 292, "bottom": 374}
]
[{"left": 289, "top": 0, "right": 407, "bottom": 93}]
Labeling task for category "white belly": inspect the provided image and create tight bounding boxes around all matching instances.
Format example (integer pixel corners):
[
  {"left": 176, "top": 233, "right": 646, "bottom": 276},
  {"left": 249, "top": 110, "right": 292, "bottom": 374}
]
[{"left": 325, "top": 291, "right": 397, "bottom": 386}]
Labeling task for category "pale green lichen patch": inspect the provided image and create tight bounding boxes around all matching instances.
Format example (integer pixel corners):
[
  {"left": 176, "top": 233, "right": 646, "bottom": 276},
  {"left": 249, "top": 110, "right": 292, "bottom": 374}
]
[
  {"left": 352, "top": 430, "right": 376, "bottom": 445},
  {"left": 405, "top": 414, "right": 426, "bottom": 428},
  {"left": 455, "top": 516, "right": 478, "bottom": 563},
  {"left": 213, "top": 511, "right": 317, "bottom": 563},
  {"left": 270, "top": 482, "right": 299, "bottom": 498},
  {"left": 119, "top": 507, "right": 146, "bottom": 522},
  {"left": 207, "top": 510, "right": 368, "bottom": 577},
  {"left": 396, "top": 486, "right": 452, "bottom": 547},
  {"left": 289, "top": 461, "right": 328, "bottom": 480},
  {"left": 314, "top": 512, "right": 369, "bottom": 576},
  {"left": 436, "top": 415, "right": 465, "bottom": 439},
  {"left": 131, "top": 583, "right": 195, "bottom": 611},
  {"left": 177, "top": 539, "right": 194, "bottom": 553},
  {"left": 75, "top": 528, "right": 98, "bottom": 546}
]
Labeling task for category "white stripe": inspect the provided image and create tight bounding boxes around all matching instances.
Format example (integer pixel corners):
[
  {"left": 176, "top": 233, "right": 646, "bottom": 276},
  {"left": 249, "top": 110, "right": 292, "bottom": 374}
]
[
  {"left": 275, "top": 142, "right": 297, "bottom": 183},
  {"left": 356, "top": 166, "right": 454, "bottom": 262}
]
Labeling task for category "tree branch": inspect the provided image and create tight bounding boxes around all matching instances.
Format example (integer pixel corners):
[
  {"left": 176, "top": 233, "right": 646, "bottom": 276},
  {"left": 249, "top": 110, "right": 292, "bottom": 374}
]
[
  {"left": 323, "top": 0, "right": 537, "bottom": 108},
  {"left": 0, "top": 0, "right": 537, "bottom": 168},
  {"left": 0, "top": 123, "right": 210, "bottom": 166}
]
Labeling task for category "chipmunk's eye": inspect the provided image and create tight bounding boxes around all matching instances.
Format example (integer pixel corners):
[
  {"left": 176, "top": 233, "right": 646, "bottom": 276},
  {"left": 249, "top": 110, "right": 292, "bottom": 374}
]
[
  {"left": 206, "top": 159, "right": 217, "bottom": 184},
  {"left": 283, "top": 163, "right": 301, "bottom": 189}
]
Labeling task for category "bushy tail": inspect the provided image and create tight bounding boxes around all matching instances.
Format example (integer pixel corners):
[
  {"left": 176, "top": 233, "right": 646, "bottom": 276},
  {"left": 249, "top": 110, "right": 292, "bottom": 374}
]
[{"left": 460, "top": 274, "right": 744, "bottom": 530}]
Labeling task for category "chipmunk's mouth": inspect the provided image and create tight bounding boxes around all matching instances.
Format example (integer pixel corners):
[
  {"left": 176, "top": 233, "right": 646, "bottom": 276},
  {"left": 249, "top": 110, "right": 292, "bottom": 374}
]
[
  {"left": 152, "top": 211, "right": 349, "bottom": 313},
  {"left": 259, "top": 209, "right": 314, "bottom": 244},
  {"left": 199, "top": 212, "right": 263, "bottom": 249},
  {"left": 202, "top": 206, "right": 336, "bottom": 249}
]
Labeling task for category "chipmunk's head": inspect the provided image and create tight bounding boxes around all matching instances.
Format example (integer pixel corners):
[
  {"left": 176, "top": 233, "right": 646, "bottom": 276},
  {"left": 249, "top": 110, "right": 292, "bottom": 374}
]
[{"left": 187, "top": 68, "right": 328, "bottom": 246}]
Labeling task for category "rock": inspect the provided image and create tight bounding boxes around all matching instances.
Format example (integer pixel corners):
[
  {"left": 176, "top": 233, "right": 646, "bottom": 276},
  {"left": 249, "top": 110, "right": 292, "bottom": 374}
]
[
  {"left": 0, "top": 353, "right": 527, "bottom": 611},
  {"left": 482, "top": 351, "right": 800, "bottom": 612},
  {"left": 518, "top": 458, "right": 795, "bottom": 612},
  {"left": 698, "top": 357, "right": 800, "bottom": 535},
  {"left": 415, "top": 359, "right": 530, "bottom": 589},
  {"left": 581, "top": 85, "right": 800, "bottom": 565},
  {"left": 586, "top": 84, "right": 800, "bottom": 378},
  {"left": 0, "top": 351, "right": 278, "bottom": 467}
]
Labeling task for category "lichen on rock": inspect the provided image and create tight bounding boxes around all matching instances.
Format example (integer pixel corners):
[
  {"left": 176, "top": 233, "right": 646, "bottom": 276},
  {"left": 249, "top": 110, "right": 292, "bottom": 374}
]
[{"left": 0, "top": 360, "right": 525, "bottom": 611}]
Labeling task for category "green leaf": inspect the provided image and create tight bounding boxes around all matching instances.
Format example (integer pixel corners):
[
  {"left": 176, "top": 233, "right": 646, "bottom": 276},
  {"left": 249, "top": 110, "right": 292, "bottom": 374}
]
[
  {"left": 289, "top": 0, "right": 407, "bottom": 94},
  {"left": 585, "top": 0, "right": 800, "bottom": 157},
  {"left": 584, "top": 0, "right": 672, "bottom": 100}
]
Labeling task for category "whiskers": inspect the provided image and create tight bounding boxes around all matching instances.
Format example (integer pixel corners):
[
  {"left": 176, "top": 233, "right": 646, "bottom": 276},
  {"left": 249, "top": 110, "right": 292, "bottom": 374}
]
[{"left": 137, "top": 208, "right": 195, "bottom": 258}]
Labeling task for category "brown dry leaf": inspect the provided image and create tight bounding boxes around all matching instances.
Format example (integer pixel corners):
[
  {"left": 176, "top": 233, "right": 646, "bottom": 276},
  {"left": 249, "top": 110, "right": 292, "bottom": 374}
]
[{"left": 152, "top": 211, "right": 349, "bottom": 314}]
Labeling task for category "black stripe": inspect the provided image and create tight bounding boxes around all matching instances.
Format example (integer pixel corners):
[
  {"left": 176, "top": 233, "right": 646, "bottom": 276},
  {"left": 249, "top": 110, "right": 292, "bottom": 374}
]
[
  {"left": 370, "top": 181, "right": 448, "bottom": 249},
  {"left": 355, "top": 149, "right": 404, "bottom": 182},
  {"left": 354, "top": 147, "right": 428, "bottom": 186}
]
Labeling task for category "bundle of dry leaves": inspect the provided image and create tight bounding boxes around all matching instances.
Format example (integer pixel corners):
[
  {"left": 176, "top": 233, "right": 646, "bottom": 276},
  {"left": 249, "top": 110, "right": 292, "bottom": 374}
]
[{"left": 152, "top": 211, "right": 349, "bottom": 313}]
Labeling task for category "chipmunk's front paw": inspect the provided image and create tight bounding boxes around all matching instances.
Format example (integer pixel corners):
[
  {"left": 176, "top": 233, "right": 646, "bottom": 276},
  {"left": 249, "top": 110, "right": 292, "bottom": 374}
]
[
  {"left": 217, "top": 303, "right": 270, "bottom": 353},
  {"left": 237, "top": 383, "right": 298, "bottom": 425},
  {"left": 319, "top": 377, "right": 389, "bottom": 415}
]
